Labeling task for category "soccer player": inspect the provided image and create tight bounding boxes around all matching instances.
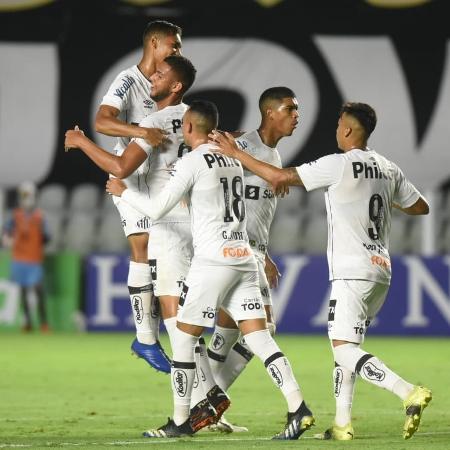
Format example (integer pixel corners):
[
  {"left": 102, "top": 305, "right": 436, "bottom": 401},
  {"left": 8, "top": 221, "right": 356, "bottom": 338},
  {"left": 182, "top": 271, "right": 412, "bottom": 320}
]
[
  {"left": 106, "top": 100, "right": 315, "bottom": 440},
  {"left": 64, "top": 53, "right": 197, "bottom": 376},
  {"left": 204, "top": 87, "right": 299, "bottom": 432},
  {"left": 210, "top": 102, "right": 432, "bottom": 440},
  {"left": 2, "top": 182, "right": 51, "bottom": 332},
  {"left": 95, "top": 20, "right": 182, "bottom": 372}
]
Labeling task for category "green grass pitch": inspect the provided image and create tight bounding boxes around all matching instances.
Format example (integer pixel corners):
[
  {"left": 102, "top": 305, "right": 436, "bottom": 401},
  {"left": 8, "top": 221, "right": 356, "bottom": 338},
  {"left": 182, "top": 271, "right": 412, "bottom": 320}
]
[{"left": 1, "top": 333, "right": 449, "bottom": 449}]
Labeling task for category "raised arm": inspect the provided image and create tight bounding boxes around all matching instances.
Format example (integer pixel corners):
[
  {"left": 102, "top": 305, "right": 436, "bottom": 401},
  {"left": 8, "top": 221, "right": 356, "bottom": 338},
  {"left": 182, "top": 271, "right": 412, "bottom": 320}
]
[
  {"left": 64, "top": 127, "right": 148, "bottom": 179},
  {"left": 209, "top": 130, "right": 304, "bottom": 191},
  {"left": 106, "top": 160, "right": 191, "bottom": 221},
  {"left": 95, "top": 105, "right": 168, "bottom": 147}
]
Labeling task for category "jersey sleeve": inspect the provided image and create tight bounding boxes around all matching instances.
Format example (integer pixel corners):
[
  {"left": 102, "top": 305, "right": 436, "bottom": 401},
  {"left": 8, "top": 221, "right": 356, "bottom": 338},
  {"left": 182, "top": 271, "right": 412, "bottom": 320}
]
[
  {"left": 392, "top": 165, "right": 421, "bottom": 208},
  {"left": 130, "top": 115, "right": 158, "bottom": 155},
  {"left": 121, "top": 155, "right": 196, "bottom": 221},
  {"left": 100, "top": 70, "right": 134, "bottom": 111},
  {"left": 296, "top": 154, "right": 345, "bottom": 191}
]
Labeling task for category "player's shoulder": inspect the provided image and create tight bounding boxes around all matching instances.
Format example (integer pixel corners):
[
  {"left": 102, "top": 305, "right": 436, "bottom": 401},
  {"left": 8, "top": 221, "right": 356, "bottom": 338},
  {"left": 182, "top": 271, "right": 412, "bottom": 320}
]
[{"left": 153, "top": 102, "right": 188, "bottom": 122}]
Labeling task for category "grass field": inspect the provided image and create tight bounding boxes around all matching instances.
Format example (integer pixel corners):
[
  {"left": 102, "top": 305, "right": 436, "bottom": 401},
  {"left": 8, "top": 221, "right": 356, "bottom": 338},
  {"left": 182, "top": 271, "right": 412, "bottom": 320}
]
[{"left": 1, "top": 333, "right": 449, "bottom": 449}]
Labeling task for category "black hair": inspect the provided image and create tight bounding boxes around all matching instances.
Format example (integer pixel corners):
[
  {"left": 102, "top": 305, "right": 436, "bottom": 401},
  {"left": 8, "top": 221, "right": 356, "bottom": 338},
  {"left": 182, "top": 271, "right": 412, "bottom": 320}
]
[
  {"left": 188, "top": 100, "right": 219, "bottom": 133},
  {"left": 143, "top": 20, "right": 181, "bottom": 45},
  {"left": 259, "top": 86, "right": 296, "bottom": 112},
  {"left": 164, "top": 55, "right": 196, "bottom": 94},
  {"left": 340, "top": 102, "right": 377, "bottom": 137}
]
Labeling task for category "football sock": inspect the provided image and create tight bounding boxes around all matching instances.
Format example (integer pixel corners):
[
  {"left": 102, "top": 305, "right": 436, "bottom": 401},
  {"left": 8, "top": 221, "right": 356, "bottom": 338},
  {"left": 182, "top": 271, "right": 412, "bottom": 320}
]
[
  {"left": 244, "top": 329, "right": 303, "bottom": 412},
  {"left": 333, "top": 343, "right": 413, "bottom": 400},
  {"left": 163, "top": 316, "right": 177, "bottom": 352},
  {"left": 171, "top": 327, "right": 199, "bottom": 426},
  {"left": 333, "top": 363, "right": 356, "bottom": 427},
  {"left": 128, "top": 261, "right": 156, "bottom": 345},
  {"left": 215, "top": 335, "right": 253, "bottom": 391},
  {"left": 196, "top": 337, "right": 217, "bottom": 394},
  {"left": 207, "top": 325, "right": 240, "bottom": 374}
]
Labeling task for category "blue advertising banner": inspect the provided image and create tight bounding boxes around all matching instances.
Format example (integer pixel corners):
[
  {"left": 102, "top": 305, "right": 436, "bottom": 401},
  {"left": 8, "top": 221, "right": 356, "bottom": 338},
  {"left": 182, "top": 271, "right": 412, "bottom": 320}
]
[{"left": 85, "top": 254, "right": 450, "bottom": 336}]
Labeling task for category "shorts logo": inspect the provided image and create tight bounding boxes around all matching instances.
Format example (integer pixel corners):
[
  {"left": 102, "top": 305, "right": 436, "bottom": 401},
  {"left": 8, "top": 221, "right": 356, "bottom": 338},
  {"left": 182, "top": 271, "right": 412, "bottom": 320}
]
[
  {"left": 268, "top": 363, "right": 283, "bottom": 387},
  {"left": 241, "top": 299, "right": 262, "bottom": 311},
  {"left": 261, "top": 287, "right": 269, "bottom": 298},
  {"left": 121, "top": 218, "right": 126, "bottom": 228},
  {"left": 212, "top": 333, "right": 225, "bottom": 351},
  {"left": 245, "top": 185, "right": 260, "bottom": 200},
  {"left": 179, "top": 283, "right": 189, "bottom": 307},
  {"left": 137, "top": 217, "right": 151, "bottom": 229},
  {"left": 173, "top": 369, "right": 188, "bottom": 397},
  {"left": 328, "top": 299, "right": 337, "bottom": 321},
  {"left": 334, "top": 368, "right": 343, "bottom": 397},
  {"left": 132, "top": 296, "right": 143, "bottom": 324},
  {"left": 362, "top": 362, "right": 385, "bottom": 381},
  {"left": 202, "top": 307, "right": 217, "bottom": 319},
  {"left": 149, "top": 259, "right": 157, "bottom": 281}
]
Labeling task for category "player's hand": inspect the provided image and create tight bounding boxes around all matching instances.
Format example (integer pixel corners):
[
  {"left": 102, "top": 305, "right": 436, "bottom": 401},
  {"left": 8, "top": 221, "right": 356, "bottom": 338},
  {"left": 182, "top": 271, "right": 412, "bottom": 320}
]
[
  {"left": 64, "top": 125, "right": 85, "bottom": 152},
  {"left": 265, "top": 256, "right": 281, "bottom": 289},
  {"left": 106, "top": 178, "right": 127, "bottom": 197},
  {"left": 141, "top": 127, "right": 169, "bottom": 147},
  {"left": 273, "top": 183, "right": 290, "bottom": 197},
  {"left": 208, "top": 130, "right": 240, "bottom": 158}
]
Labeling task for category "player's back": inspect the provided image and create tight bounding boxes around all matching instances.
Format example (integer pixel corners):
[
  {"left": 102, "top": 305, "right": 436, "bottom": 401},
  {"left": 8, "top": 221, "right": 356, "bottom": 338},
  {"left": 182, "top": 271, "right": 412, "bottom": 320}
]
[
  {"left": 185, "top": 144, "right": 256, "bottom": 270},
  {"left": 326, "top": 149, "right": 416, "bottom": 284}
]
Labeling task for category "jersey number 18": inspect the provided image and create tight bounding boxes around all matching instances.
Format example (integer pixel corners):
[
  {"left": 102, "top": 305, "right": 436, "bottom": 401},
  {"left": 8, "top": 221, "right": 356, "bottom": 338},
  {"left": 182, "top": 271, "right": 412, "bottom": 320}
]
[{"left": 220, "top": 176, "right": 245, "bottom": 223}]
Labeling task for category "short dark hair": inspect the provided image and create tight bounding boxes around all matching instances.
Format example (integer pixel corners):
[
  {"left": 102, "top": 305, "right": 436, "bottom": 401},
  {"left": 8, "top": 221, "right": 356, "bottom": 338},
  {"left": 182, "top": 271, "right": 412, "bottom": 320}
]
[
  {"left": 143, "top": 20, "right": 181, "bottom": 45},
  {"left": 164, "top": 55, "right": 196, "bottom": 94},
  {"left": 340, "top": 102, "right": 377, "bottom": 137},
  {"left": 259, "top": 86, "right": 296, "bottom": 112},
  {"left": 188, "top": 100, "right": 219, "bottom": 133}
]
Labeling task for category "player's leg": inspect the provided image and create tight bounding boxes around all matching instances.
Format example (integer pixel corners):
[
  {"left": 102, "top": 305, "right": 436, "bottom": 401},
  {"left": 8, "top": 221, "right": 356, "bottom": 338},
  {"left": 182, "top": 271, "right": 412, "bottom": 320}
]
[
  {"left": 12, "top": 262, "right": 32, "bottom": 331},
  {"left": 148, "top": 222, "right": 192, "bottom": 364},
  {"left": 225, "top": 270, "right": 314, "bottom": 440},
  {"left": 144, "top": 264, "right": 234, "bottom": 438},
  {"left": 325, "top": 280, "right": 431, "bottom": 440},
  {"left": 213, "top": 259, "right": 274, "bottom": 391},
  {"left": 34, "top": 282, "right": 49, "bottom": 332},
  {"left": 116, "top": 200, "right": 171, "bottom": 373}
]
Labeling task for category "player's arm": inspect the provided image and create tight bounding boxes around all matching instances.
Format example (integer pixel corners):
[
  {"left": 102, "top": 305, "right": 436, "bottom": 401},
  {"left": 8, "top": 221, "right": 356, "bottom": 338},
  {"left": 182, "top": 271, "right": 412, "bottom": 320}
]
[
  {"left": 64, "top": 127, "right": 147, "bottom": 178},
  {"left": 106, "top": 159, "right": 192, "bottom": 221},
  {"left": 265, "top": 252, "right": 281, "bottom": 288},
  {"left": 209, "top": 130, "right": 303, "bottom": 192},
  {"left": 95, "top": 105, "right": 167, "bottom": 146},
  {"left": 393, "top": 196, "right": 429, "bottom": 215}
]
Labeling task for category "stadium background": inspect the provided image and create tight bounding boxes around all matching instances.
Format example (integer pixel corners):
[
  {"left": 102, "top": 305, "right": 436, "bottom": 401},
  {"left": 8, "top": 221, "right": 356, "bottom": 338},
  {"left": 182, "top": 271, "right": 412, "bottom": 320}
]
[{"left": 0, "top": 0, "right": 449, "bottom": 336}]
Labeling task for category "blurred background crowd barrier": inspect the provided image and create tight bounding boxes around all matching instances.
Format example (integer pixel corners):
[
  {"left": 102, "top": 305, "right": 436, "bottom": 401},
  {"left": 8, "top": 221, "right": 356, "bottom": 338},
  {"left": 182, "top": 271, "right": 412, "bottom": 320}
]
[{"left": 0, "top": 0, "right": 449, "bottom": 334}]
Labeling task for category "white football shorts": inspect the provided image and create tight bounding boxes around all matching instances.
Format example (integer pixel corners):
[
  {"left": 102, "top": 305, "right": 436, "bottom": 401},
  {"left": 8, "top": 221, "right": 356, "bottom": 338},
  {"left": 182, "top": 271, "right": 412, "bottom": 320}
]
[
  {"left": 327, "top": 279, "right": 389, "bottom": 344},
  {"left": 113, "top": 195, "right": 151, "bottom": 237},
  {"left": 147, "top": 222, "right": 193, "bottom": 297},
  {"left": 177, "top": 261, "right": 266, "bottom": 329}
]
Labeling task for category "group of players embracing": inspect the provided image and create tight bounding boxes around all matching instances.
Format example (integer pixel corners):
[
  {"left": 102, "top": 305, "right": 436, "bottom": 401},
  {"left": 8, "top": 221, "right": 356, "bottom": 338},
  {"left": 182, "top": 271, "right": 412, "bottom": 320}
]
[{"left": 64, "top": 20, "right": 432, "bottom": 441}]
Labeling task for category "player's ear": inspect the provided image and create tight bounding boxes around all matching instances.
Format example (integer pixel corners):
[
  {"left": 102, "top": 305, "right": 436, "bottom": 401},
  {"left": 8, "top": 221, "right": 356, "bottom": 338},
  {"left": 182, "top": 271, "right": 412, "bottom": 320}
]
[
  {"left": 345, "top": 126, "right": 352, "bottom": 138},
  {"left": 266, "top": 108, "right": 274, "bottom": 120},
  {"left": 150, "top": 35, "right": 159, "bottom": 50},
  {"left": 172, "top": 80, "right": 183, "bottom": 94}
]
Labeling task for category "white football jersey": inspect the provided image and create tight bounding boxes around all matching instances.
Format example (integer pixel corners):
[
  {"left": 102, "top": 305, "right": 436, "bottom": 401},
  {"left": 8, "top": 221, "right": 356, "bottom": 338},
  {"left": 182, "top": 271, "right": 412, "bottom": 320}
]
[
  {"left": 101, "top": 65, "right": 156, "bottom": 154},
  {"left": 132, "top": 103, "right": 190, "bottom": 223},
  {"left": 236, "top": 130, "right": 281, "bottom": 260},
  {"left": 297, "top": 149, "right": 421, "bottom": 284},
  {"left": 122, "top": 143, "right": 257, "bottom": 271},
  {"left": 101, "top": 65, "right": 157, "bottom": 192}
]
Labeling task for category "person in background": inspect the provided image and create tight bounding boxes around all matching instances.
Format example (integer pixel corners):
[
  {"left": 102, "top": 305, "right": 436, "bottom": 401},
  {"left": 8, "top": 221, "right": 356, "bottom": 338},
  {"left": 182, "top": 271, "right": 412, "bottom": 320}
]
[{"left": 2, "top": 182, "right": 50, "bottom": 332}]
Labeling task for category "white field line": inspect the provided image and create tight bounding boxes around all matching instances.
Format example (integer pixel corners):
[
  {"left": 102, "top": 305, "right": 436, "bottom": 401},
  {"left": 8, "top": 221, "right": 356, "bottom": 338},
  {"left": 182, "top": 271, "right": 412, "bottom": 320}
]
[{"left": 1, "top": 431, "right": 450, "bottom": 447}]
